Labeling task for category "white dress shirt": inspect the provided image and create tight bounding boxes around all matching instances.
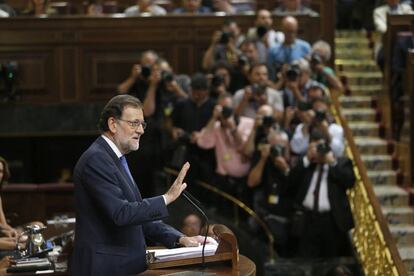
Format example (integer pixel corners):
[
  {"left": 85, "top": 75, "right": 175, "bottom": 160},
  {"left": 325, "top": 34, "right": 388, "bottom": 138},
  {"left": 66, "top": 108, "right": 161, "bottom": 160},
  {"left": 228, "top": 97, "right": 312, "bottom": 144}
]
[
  {"left": 373, "top": 4, "right": 413, "bottom": 33},
  {"left": 301, "top": 156, "right": 331, "bottom": 212},
  {"left": 101, "top": 135, "right": 167, "bottom": 204},
  {"left": 290, "top": 123, "right": 344, "bottom": 158}
]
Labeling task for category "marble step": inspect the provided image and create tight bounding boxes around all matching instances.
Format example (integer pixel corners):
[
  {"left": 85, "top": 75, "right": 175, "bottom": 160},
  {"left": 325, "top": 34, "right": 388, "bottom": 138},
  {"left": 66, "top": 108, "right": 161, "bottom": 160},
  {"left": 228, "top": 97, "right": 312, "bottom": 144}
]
[
  {"left": 348, "top": 84, "right": 382, "bottom": 96},
  {"left": 399, "top": 246, "right": 414, "bottom": 274},
  {"left": 368, "top": 170, "right": 397, "bottom": 186},
  {"left": 348, "top": 122, "right": 379, "bottom": 137},
  {"left": 374, "top": 186, "right": 408, "bottom": 206},
  {"left": 354, "top": 137, "right": 389, "bottom": 155},
  {"left": 342, "top": 108, "right": 377, "bottom": 122},
  {"left": 336, "top": 49, "right": 373, "bottom": 59},
  {"left": 340, "top": 72, "right": 383, "bottom": 86},
  {"left": 362, "top": 155, "right": 393, "bottom": 170},
  {"left": 390, "top": 225, "right": 414, "bottom": 246},
  {"left": 383, "top": 207, "right": 414, "bottom": 225},
  {"left": 335, "top": 39, "right": 370, "bottom": 49},
  {"left": 339, "top": 96, "right": 374, "bottom": 108},
  {"left": 335, "top": 30, "right": 368, "bottom": 38},
  {"left": 336, "top": 63, "right": 379, "bottom": 73}
]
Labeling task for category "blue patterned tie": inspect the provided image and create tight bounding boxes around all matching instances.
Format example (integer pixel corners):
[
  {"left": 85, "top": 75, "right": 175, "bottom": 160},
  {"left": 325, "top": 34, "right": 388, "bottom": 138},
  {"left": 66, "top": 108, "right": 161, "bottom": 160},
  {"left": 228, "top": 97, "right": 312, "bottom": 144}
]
[{"left": 119, "top": 156, "right": 134, "bottom": 183}]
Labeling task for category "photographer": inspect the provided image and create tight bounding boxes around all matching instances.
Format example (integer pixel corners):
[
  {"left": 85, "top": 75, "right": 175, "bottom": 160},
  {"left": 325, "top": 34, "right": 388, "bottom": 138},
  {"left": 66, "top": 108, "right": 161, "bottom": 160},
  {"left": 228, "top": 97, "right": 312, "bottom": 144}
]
[
  {"left": 169, "top": 73, "right": 216, "bottom": 182},
  {"left": 247, "top": 10, "right": 284, "bottom": 62},
  {"left": 267, "top": 16, "right": 311, "bottom": 81},
  {"left": 209, "top": 62, "right": 232, "bottom": 99},
  {"left": 196, "top": 93, "right": 254, "bottom": 202},
  {"left": 288, "top": 130, "right": 355, "bottom": 257},
  {"left": 290, "top": 97, "right": 345, "bottom": 158},
  {"left": 202, "top": 21, "right": 243, "bottom": 70},
  {"left": 310, "top": 40, "right": 343, "bottom": 92},
  {"left": 233, "top": 63, "right": 284, "bottom": 121},
  {"left": 281, "top": 58, "right": 326, "bottom": 108},
  {"left": 142, "top": 59, "right": 189, "bottom": 117},
  {"left": 247, "top": 130, "right": 291, "bottom": 256},
  {"left": 117, "top": 50, "right": 159, "bottom": 96}
]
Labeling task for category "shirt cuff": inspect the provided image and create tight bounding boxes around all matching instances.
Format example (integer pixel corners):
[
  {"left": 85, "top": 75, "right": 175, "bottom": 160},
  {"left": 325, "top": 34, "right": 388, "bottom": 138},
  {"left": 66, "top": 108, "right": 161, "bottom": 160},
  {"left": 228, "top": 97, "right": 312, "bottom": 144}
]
[
  {"left": 162, "top": 195, "right": 167, "bottom": 205},
  {"left": 303, "top": 156, "right": 310, "bottom": 168}
]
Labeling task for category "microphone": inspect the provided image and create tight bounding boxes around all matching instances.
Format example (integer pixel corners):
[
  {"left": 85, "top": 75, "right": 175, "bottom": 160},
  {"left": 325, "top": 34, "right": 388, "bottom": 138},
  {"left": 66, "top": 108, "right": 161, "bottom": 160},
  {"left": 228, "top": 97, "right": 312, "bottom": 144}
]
[{"left": 182, "top": 190, "right": 209, "bottom": 268}]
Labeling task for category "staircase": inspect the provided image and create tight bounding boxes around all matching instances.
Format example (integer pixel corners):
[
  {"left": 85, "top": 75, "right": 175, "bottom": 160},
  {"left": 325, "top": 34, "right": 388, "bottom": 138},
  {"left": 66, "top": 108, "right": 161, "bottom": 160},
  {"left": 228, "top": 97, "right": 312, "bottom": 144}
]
[{"left": 335, "top": 30, "right": 414, "bottom": 274}]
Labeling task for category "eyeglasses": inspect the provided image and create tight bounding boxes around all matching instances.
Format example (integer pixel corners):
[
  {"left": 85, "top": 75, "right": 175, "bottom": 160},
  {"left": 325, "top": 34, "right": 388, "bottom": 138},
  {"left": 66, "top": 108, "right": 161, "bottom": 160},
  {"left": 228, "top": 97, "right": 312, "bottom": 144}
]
[{"left": 117, "top": 119, "right": 147, "bottom": 130}]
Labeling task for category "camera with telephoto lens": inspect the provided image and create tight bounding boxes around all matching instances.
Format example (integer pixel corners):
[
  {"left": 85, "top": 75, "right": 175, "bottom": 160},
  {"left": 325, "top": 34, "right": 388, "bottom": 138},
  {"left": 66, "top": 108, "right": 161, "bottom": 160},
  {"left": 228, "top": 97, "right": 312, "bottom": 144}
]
[
  {"left": 238, "top": 54, "right": 249, "bottom": 67},
  {"left": 219, "top": 32, "right": 231, "bottom": 44},
  {"left": 270, "top": 144, "right": 285, "bottom": 158},
  {"left": 316, "top": 142, "right": 331, "bottom": 155},
  {"left": 161, "top": 71, "right": 174, "bottom": 83},
  {"left": 262, "top": 115, "right": 275, "bottom": 128},
  {"left": 256, "top": 25, "right": 269, "bottom": 39},
  {"left": 286, "top": 64, "right": 301, "bottom": 82},
  {"left": 314, "top": 109, "right": 327, "bottom": 122},
  {"left": 211, "top": 74, "right": 225, "bottom": 87},
  {"left": 298, "top": 101, "right": 311, "bottom": 111},
  {"left": 251, "top": 83, "right": 266, "bottom": 96},
  {"left": 141, "top": 65, "right": 152, "bottom": 79},
  {"left": 310, "top": 52, "right": 323, "bottom": 66},
  {"left": 221, "top": 106, "right": 233, "bottom": 119}
]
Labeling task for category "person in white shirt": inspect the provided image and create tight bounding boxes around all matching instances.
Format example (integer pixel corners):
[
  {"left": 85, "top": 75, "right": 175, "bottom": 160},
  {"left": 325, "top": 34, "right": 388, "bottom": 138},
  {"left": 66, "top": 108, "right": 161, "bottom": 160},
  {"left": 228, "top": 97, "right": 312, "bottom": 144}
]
[
  {"left": 124, "top": 0, "right": 167, "bottom": 16},
  {"left": 233, "top": 63, "right": 284, "bottom": 123},
  {"left": 373, "top": 0, "right": 412, "bottom": 34},
  {"left": 290, "top": 97, "right": 344, "bottom": 158}
]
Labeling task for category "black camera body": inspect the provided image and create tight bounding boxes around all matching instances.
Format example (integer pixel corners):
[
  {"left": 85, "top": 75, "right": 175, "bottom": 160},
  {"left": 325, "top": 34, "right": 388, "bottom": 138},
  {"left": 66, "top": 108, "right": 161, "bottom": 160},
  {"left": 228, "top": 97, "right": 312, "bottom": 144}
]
[
  {"left": 270, "top": 144, "right": 284, "bottom": 158},
  {"left": 251, "top": 83, "right": 266, "bottom": 97},
  {"left": 256, "top": 25, "right": 269, "bottom": 39},
  {"left": 219, "top": 32, "right": 231, "bottom": 44},
  {"left": 316, "top": 142, "right": 331, "bottom": 155},
  {"left": 262, "top": 115, "right": 275, "bottom": 129},
  {"left": 311, "top": 52, "right": 323, "bottom": 65},
  {"left": 238, "top": 54, "right": 249, "bottom": 67},
  {"left": 314, "top": 109, "right": 327, "bottom": 122},
  {"left": 211, "top": 74, "right": 225, "bottom": 87},
  {"left": 141, "top": 65, "right": 152, "bottom": 79},
  {"left": 286, "top": 64, "right": 301, "bottom": 82},
  {"left": 221, "top": 106, "right": 233, "bottom": 119},
  {"left": 161, "top": 71, "right": 174, "bottom": 83}
]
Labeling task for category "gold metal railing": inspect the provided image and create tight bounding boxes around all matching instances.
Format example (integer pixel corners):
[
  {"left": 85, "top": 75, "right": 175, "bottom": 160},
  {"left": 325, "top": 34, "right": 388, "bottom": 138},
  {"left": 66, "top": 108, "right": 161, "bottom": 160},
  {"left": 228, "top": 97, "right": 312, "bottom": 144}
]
[
  {"left": 330, "top": 93, "right": 407, "bottom": 276},
  {"left": 163, "top": 167, "right": 276, "bottom": 264}
]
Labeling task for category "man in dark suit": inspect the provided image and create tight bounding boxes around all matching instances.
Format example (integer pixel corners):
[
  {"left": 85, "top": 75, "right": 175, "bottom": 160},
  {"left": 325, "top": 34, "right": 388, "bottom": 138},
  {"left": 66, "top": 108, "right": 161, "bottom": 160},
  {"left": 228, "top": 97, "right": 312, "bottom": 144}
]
[
  {"left": 70, "top": 95, "right": 213, "bottom": 276},
  {"left": 288, "top": 130, "right": 356, "bottom": 257}
]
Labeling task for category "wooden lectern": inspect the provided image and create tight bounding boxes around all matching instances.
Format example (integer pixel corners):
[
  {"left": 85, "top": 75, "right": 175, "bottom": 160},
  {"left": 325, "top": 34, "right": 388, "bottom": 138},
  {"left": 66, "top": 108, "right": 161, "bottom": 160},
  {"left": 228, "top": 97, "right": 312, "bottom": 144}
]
[{"left": 146, "top": 224, "right": 255, "bottom": 275}]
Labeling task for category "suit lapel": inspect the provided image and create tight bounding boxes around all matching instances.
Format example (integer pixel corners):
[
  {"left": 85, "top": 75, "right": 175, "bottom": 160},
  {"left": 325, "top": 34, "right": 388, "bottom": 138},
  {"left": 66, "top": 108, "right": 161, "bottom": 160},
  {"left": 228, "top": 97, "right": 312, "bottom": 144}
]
[{"left": 96, "top": 137, "right": 141, "bottom": 200}]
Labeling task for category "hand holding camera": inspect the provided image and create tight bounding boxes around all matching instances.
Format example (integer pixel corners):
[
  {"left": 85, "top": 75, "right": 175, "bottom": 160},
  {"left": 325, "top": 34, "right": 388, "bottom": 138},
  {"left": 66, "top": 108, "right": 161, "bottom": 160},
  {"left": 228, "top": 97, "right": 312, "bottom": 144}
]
[
  {"left": 310, "top": 52, "right": 325, "bottom": 73},
  {"left": 130, "top": 64, "right": 142, "bottom": 79}
]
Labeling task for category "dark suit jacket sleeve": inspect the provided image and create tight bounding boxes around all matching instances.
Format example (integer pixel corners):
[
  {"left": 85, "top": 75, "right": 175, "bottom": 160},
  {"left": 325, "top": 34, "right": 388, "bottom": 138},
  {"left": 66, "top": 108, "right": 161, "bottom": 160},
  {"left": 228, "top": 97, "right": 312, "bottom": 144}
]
[
  {"left": 81, "top": 153, "right": 169, "bottom": 227},
  {"left": 329, "top": 158, "right": 356, "bottom": 190},
  {"left": 143, "top": 221, "right": 184, "bottom": 248}
]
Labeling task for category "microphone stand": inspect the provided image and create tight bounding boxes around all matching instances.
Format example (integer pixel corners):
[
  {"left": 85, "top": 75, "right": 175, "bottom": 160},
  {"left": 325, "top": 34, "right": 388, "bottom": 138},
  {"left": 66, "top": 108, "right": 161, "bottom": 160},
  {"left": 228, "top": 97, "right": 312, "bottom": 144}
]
[{"left": 182, "top": 190, "right": 209, "bottom": 268}]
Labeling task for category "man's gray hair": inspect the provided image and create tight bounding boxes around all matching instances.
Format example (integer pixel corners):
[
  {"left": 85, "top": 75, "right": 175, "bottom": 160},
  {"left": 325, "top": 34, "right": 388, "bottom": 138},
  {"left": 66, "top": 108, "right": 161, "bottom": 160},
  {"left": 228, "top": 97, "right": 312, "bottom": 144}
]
[{"left": 312, "top": 40, "right": 332, "bottom": 62}]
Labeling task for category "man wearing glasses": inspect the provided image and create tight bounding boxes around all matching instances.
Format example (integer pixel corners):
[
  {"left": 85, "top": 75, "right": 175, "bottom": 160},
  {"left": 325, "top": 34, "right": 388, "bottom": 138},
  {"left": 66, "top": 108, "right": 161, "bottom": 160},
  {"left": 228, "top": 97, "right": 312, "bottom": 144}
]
[{"left": 70, "top": 95, "right": 214, "bottom": 276}]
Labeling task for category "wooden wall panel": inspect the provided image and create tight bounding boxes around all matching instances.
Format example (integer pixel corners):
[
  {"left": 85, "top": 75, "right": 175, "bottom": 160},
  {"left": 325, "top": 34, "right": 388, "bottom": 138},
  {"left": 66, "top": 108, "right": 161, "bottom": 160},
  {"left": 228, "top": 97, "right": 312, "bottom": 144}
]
[
  {"left": 0, "top": 14, "right": 330, "bottom": 104},
  {"left": 0, "top": 49, "right": 56, "bottom": 103}
]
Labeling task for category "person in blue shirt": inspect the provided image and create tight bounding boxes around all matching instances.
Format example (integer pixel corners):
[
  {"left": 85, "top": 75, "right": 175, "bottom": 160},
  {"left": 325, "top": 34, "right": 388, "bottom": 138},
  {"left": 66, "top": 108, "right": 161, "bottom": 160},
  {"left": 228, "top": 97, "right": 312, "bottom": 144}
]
[{"left": 267, "top": 16, "right": 311, "bottom": 81}]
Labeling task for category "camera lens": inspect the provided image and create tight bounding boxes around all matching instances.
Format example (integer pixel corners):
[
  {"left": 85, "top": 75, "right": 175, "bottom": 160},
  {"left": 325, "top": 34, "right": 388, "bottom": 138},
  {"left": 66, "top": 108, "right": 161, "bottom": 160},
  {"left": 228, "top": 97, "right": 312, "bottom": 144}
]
[
  {"left": 219, "top": 32, "right": 230, "bottom": 44},
  {"left": 141, "top": 65, "right": 151, "bottom": 79},
  {"left": 286, "top": 65, "right": 301, "bottom": 82},
  {"left": 221, "top": 106, "right": 233, "bottom": 119},
  {"left": 262, "top": 115, "right": 275, "bottom": 128},
  {"left": 316, "top": 142, "right": 330, "bottom": 155},
  {"left": 211, "top": 74, "right": 225, "bottom": 87},
  {"left": 161, "top": 71, "right": 174, "bottom": 83}
]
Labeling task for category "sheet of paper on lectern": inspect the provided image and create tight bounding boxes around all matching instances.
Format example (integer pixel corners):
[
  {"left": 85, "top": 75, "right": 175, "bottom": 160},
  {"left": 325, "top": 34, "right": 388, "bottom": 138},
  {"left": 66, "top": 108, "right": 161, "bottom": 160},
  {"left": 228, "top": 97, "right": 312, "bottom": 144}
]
[{"left": 147, "top": 244, "right": 218, "bottom": 262}]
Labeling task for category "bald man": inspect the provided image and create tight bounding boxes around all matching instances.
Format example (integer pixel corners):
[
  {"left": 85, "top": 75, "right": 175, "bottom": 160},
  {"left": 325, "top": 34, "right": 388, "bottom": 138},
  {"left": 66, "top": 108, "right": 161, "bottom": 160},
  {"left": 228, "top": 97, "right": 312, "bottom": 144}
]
[{"left": 267, "top": 16, "right": 311, "bottom": 81}]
